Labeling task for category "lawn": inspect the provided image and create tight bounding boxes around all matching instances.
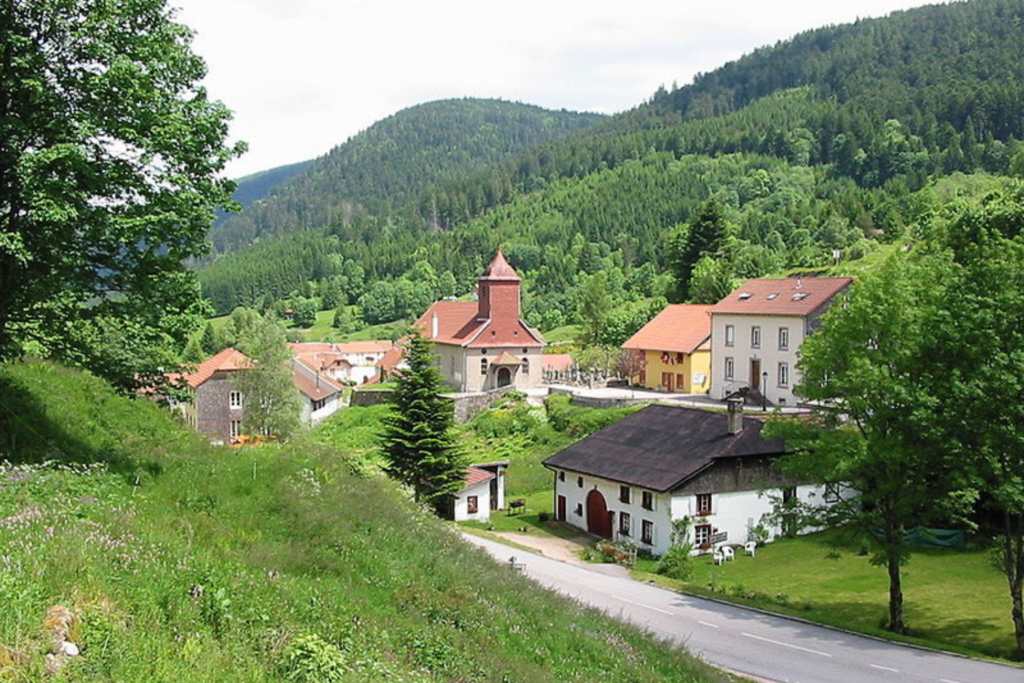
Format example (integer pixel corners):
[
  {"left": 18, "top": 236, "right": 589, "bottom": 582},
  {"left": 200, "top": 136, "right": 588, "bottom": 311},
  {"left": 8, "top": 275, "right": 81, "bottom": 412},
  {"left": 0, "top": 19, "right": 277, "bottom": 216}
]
[{"left": 635, "top": 530, "right": 1016, "bottom": 660}]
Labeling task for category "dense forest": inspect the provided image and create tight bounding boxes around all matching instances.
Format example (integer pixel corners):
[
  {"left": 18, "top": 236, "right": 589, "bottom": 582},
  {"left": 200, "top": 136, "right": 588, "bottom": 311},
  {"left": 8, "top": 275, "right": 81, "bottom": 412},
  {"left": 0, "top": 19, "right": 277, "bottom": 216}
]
[
  {"left": 209, "top": 99, "right": 605, "bottom": 253},
  {"left": 199, "top": 0, "right": 1024, "bottom": 336}
]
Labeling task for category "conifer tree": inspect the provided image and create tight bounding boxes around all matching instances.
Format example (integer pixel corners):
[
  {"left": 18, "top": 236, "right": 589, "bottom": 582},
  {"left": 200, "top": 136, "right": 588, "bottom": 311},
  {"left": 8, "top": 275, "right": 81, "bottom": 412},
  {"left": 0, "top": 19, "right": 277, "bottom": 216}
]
[{"left": 380, "top": 335, "right": 464, "bottom": 513}]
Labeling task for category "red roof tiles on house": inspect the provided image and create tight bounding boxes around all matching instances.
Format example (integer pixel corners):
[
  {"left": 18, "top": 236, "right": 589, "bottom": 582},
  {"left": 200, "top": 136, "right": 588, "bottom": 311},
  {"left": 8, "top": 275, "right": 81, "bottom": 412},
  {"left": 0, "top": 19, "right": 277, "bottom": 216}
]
[
  {"left": 541, "top": 354, "right": 574, "bottom": 373},
  {"left": 622, "top": 304, "right": 713, "bottom": 355},
  {"left": 291, "top": 358, "right": 343, "bottom": 400},
  {"left": 463, "top": 466, "right": 495, "bottom": 491},
  {"left": 710, "top": 277, "right": 853, "bottom": 317},
  {"left": 182, "top": 348, "right": 252, "bottom": 389},
  {"left": 414, "top": 301, "right": 543, "bottom": 349}
]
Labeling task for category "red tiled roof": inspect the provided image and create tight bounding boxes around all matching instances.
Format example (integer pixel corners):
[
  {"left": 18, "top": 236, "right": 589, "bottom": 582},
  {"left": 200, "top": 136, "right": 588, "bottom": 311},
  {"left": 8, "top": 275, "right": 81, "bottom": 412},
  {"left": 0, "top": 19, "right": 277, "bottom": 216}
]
[
  {"left": 181, "top": 348, "right": 252, "bottom": 389},
  {"left": 541, "top": 354, "right": 574, "bottom": 372},
  {"left": 288, "top": 340, "right": 393, "bottom": 355},
  {"left": 710, "top": 277, "right": 853, "bottom": 317},
  {"left": 490, "top": 351, "right": 524, "bottom": 366},
  {"left": 463, "top": 466, "right": 495, "bottom": 491},
  {"left": 414, "top": 301, "right": 543, "bottom": 349},
  {"left": 480, "top": 249, "right": 520, "bottom": 281},
  {"left": 622, "top": 304, "right": 713, "bottom": 355},
  {"left": 291, "top": 358, "right": 342, "bottom": 400}
]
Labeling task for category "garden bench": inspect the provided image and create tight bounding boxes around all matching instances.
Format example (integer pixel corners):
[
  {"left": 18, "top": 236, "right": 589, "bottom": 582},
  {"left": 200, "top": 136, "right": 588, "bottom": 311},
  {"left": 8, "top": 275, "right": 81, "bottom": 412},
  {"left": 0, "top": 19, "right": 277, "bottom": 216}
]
[{"left": 508, "top": 499, "right": 526, "bottom": 515}]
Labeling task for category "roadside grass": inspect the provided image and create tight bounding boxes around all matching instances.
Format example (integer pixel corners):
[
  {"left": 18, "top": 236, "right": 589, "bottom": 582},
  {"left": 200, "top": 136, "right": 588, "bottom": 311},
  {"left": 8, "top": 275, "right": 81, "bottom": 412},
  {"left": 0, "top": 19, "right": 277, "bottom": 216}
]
[
  {"left": 634, "top": 530, "right": 1016, "bottom": 661},
  {"left": 0, "top": 361, "right": 729, "bottom": 682}
]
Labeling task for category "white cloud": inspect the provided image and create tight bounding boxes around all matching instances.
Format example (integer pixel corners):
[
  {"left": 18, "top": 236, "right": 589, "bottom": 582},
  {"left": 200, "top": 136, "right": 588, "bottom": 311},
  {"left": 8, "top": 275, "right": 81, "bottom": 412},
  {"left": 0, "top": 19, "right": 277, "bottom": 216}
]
[{"left": 171, "top": 0, "right": 944, "bottom": 178}]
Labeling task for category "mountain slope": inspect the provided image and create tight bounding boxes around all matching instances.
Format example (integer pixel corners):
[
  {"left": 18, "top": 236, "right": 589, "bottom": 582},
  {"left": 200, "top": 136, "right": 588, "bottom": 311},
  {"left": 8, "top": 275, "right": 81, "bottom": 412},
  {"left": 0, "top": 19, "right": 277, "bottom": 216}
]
[{"left": 210, "top": 98, "right": 604, "bottom": 253}]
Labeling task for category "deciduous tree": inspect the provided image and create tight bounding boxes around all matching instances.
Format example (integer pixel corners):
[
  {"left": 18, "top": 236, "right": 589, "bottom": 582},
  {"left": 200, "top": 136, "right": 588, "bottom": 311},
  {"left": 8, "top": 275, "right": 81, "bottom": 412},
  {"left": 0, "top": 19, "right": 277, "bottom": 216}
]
[{"left": 0, "top": 0, "right": 242, "bottom": 387}]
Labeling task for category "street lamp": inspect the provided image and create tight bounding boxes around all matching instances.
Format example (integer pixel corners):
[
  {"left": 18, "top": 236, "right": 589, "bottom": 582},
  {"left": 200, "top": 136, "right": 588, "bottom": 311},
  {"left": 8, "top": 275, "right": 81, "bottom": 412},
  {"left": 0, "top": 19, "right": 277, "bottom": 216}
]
[{"left": 762, "top": 371, "right": 768, "bottom": 411}]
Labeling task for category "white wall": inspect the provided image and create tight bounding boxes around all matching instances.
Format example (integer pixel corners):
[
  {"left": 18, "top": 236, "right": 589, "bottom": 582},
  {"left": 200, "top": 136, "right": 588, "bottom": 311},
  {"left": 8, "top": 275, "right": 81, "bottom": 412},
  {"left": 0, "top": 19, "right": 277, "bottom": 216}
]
[
  {"left": 454, "top": 480, "right": 492, "bottom": 521},
  {"left": 709, "top": 313, "right": 806, "bottom": 405},
  {"left": 554, "top": 467, "right": 828, "bottom": 557}
]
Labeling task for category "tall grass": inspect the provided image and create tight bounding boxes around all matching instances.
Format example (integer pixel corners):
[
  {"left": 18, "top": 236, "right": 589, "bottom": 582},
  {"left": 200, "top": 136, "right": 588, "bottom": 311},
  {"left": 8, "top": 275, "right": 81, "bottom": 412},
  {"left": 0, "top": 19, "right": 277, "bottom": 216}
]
[{"left": 0, "top": 362, "right": 725, "bottom": 682}]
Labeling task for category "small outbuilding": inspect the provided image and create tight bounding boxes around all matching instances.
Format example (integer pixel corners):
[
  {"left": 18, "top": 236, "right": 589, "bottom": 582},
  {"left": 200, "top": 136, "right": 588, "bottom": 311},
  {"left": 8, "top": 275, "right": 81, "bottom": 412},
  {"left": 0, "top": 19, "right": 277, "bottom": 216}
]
[{"left": 451, "top": 461, "right": 509, "bottom": 522}]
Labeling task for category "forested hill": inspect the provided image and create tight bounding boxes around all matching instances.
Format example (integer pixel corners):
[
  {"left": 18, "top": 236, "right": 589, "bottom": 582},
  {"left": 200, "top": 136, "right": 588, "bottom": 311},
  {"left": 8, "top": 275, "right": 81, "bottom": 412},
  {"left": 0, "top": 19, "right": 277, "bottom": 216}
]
[
  {"left": 199, "top": 0, "right": 1024, "bottom": 323},
  {"left": 212, "top": 159, "right": 314, "bottom": 229},
  {"left": 209, "top": 99, "right": 605, "bottom": 253}
]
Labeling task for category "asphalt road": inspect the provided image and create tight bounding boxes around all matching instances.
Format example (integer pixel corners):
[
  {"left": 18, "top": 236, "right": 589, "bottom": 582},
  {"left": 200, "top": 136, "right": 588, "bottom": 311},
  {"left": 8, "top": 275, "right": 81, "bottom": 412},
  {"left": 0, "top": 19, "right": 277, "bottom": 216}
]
[{"left": 464, "top": 534, "right": 1022, "bottom": 683}]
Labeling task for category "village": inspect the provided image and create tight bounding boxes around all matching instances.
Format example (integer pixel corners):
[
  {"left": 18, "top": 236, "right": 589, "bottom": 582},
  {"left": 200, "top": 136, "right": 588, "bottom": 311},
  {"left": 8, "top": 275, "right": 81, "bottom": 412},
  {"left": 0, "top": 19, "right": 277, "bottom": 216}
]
[{"left": 177, "top": 249, "right": 855, "bottom": 561}]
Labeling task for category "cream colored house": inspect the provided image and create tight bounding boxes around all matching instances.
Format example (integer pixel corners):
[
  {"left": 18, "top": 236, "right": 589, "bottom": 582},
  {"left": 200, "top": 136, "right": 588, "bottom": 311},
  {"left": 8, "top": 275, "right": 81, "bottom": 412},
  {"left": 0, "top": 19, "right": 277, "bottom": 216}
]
[
  {"left": 414, "top": 251, "right": 545, "bottom": 393},
  {"left": 709, "top": 277, "right": 852, "bottom": 406}
]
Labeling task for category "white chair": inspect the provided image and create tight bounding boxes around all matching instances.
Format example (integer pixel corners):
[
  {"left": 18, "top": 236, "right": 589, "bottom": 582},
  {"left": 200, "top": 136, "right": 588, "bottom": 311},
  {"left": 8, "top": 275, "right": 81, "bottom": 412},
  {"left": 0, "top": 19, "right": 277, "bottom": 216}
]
[
  {"left": 744, "top": 541, "right": 757, "bottom": 557},
  {"left": 721, "top": 546, "right": 736, "bottom": 562},
  {"left": 713, "top": 550, "right": 725, "bottom": 565}
]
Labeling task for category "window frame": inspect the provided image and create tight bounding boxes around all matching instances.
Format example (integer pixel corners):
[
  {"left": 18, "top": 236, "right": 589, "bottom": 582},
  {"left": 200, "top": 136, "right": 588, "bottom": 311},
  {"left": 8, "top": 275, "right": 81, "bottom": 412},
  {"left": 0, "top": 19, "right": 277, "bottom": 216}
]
[
  {"left": 696, "top": 492, "right": 713, "bottom": 516},
  {"left": 641, "top": 490, "right": 654, "bottom": 511},
  {"left": 778, "top": 326, "right": 789, "bottom": 351},
  {"left": 467, "top": 495, "right": 479, "bottom": 514},
  {"left": 778, "top": 361, "right": 790, "bottom": 388},
  {"left": 619, "top": 511, "right": 631, "bottom": 537},
  {"left": 724, "top": 356, "right": 734, "bottom": 381},
  {"left": 229, "top": 391, "right": 242, "bottom": 409},
  {"left": 751, "top": 325, "right": 761, "bottom": 349},
  {"left": 619, "top": 485, "right": 631, "bottom": 504},
  {"left": 694, "top": 523, "right": 712, "bottom": 547},
  {"left": 641, "top": 519, "right": 654, "bottom": 545},
  {"left": 724, "top": 324, "right": 735, "bottom": 347}
]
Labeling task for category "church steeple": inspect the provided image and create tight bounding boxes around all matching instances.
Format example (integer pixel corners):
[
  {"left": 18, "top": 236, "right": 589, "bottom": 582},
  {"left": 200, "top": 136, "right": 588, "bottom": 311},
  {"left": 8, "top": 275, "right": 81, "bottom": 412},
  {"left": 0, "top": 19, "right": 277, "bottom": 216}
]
[{"left": 477, "top": 249, "right": 521, "bottom": 321}]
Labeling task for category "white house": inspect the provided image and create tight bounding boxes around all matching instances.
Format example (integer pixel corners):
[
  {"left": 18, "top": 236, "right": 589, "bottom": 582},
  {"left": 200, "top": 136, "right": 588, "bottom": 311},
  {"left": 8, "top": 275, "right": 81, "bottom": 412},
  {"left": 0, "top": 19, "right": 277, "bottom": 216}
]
[
  {"left": 709, "top": 277, "right": 852, "bottom": 406},
  {"left": 543, "top": 400, "right": 832, "bottom": 556},
  {"left": 452, "top": 462, "right": 508, "bottom": 522},
  {"left": 288, "top": 341, "right": 395, "bottom": 386},
  {"left": 291, "top": 357, "right": 344, "bottom": 425}
]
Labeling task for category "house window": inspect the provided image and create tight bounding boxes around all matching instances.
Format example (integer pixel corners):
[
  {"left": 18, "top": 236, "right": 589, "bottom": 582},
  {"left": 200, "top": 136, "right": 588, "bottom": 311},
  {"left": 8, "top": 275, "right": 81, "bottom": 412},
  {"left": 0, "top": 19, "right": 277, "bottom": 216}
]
[
  {"left": 694, "top": 524, "right": 712, "bottom": 547},
  {"left": 467, "top": 495, "right": 479, "bottom": 514},
  {"left": 574, "top": 503, "right": 583, "bottom": 516},
  {"left": 229, "top": 391, "right": 242, "bottom": 409},
  {"left": 522, "top": 358, "right": 529, "bottom": 375},
  {"left": 558, "top": 471, "right": 565, "bottom": 482},
  {"left": 751, "top": 326, "right": 761, "bottom": 349},
  {"left": 641, "top": 520, "right": 654, "bottom": 545},
  {"left": 229, "top": 420, "right": 242, "bottom": 439},
  {"left": 480, "top": 358, "right": 488, "bottom": 375},
  {"left": 725, "top": 324, "right": 735, "bottom": 347},
  {"left": 824, "top": 482, "right": 841, "bottom": 504},
  {"left": 619, "top": 485, "right": 631, "bottom": 504},
  {"left": 778, "top": 362, "right": 789, "bottom": 387},
  {"left": 619, "top": 512, "right": 631, "bottom": 536},
  {"left": 696, "top": 493, "right": 713, "bottom": 515},
  {"left": 641, "top": 491, "right": 654, "bottom": 511},
  {"left": 724, "top": 357, "right": 734, "bottom": 381},
  {"left": 779, "top": 326, "right": 789, "bottom": 350},
  {"left": 577, "top": 476, "right": 583, "bottom": 488}
]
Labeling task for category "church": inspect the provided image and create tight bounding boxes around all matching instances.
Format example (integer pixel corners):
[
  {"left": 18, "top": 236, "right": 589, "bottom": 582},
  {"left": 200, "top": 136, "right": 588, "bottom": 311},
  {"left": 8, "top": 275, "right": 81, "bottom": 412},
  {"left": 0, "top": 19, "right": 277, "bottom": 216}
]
[{"left": 414, "top": 250, "right": 545, "bottom": 392}]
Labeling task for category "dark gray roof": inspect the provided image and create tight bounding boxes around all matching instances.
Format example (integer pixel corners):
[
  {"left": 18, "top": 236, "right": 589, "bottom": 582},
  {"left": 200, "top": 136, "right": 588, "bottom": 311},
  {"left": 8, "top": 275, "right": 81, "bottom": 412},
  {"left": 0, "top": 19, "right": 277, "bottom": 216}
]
[{"left": 543, "top": 404, "right": 785, "bottom": 492}]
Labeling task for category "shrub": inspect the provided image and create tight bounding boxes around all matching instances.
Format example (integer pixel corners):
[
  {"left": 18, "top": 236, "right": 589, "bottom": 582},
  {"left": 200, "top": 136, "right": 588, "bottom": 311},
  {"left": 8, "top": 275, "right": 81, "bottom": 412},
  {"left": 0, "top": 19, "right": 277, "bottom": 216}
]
[{"left": 279, "top": 633, "right": 347, "bottom": 683}]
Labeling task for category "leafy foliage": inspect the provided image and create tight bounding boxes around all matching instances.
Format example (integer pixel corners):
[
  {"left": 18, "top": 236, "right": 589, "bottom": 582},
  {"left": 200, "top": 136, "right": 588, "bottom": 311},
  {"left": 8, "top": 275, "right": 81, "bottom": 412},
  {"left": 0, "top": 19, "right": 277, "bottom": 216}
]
[{"left": 0, "top": 0, "right": 241, "bottom": 388}]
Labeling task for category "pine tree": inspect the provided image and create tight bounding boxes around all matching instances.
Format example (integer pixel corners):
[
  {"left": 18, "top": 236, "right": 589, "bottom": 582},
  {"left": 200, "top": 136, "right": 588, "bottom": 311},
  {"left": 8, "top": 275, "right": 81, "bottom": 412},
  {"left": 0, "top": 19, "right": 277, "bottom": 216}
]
[
  {"left": 200, "top": 323, "right": 218, "bottom": 355},
  {"left": 379, "top": 335, "right": 464, "bottom": 513}
]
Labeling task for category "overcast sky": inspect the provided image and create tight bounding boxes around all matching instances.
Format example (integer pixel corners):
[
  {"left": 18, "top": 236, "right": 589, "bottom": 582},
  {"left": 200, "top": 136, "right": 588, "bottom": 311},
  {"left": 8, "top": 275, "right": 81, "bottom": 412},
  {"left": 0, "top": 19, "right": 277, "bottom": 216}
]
[{"left": 172, "top": 0, "right": 944, "bottom": 179}]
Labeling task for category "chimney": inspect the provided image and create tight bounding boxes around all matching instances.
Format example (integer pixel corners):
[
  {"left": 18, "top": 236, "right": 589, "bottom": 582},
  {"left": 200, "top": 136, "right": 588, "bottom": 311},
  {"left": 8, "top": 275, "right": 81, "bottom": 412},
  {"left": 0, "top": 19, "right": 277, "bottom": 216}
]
[
  {"left": 727, "top": 397, "right": 744, "bottom": 435},
  {"left": 431, "top": 312, "right": 439, "bottom": 339}
]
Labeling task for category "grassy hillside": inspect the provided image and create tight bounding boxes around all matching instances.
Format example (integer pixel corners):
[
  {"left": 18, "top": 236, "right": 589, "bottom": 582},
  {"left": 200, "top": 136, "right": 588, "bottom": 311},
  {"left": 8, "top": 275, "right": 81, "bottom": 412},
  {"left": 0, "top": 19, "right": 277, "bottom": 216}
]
[{"left": 0, "top": 362, "right": 724, "bottom": 682}]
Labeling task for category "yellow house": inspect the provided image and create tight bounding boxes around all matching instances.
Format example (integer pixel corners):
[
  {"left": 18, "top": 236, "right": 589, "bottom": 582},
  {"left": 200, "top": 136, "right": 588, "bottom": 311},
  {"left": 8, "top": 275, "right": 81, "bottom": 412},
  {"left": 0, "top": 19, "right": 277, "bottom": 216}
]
[{"left": 621, "top": 304, "right": 713, "bottom": 394}]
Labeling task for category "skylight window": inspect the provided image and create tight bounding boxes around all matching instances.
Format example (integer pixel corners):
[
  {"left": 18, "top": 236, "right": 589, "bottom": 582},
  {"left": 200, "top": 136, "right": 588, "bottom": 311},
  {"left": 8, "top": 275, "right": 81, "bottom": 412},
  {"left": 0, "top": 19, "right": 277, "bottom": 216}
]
[
  {"left": 738, "top": 292, "right": 753, "bottom": 300},
  {"left": 792, "top": 293, "right": 809, "bottom": 301},
  {"left": 766, "top": 293, "right": 779, "bottom": 300}
]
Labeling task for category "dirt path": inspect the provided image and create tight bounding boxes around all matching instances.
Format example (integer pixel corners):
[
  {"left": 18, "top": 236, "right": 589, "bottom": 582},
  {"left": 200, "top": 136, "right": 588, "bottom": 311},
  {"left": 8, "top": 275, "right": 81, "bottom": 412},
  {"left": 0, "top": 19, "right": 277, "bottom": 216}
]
[{"left": 493, "top": 531, "right": 591, "bottom": 564}]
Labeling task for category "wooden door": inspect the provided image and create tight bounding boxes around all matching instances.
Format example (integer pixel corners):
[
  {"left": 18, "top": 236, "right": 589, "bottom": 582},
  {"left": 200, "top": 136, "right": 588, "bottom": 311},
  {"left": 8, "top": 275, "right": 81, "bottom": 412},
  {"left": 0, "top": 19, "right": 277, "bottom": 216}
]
[
  {"left": 586, "top": 489, "right": 611, "bottom": 538},
  {"left": 750, "top": 359, "right": 761, "bottom": 390},
  {"left": 557, "top": 495, "right": 567, "bottom": 522}
]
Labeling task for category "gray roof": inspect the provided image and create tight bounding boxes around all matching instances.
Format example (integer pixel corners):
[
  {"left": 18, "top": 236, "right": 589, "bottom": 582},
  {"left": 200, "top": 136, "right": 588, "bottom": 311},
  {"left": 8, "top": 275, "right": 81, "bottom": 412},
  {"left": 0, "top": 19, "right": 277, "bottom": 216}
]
[{"left": 542, "top": 404, "right": 785, "bottom": 493}]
